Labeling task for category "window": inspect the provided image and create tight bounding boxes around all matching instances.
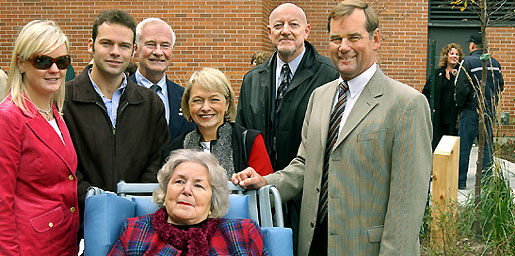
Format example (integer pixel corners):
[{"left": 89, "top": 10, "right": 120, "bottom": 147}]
[{"left": 429, "top": 0, "right": 515, "bottom": 27}]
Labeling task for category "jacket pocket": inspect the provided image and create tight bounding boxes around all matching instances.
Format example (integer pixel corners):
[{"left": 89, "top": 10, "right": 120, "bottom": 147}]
[
  {"left": 367, "top": 225, "right": 384, "bottom": 243},
  {"left": 357, "top": 129, "right": 387, "bottom": 142},
  {"left": 30, "top": 206, "right": 64, "bottom": 233}
]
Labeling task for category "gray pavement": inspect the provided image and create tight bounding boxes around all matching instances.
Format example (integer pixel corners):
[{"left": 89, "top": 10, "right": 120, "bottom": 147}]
[{"left": 457, "top": 146, "right": 515, "bottom": 202}]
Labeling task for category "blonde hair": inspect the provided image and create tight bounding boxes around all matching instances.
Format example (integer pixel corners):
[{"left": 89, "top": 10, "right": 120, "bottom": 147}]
[
  {"left": 8, "top": 20, "right": 69, "bottom": 114},
  {"left": 153, "top": 149, "right": 230, "bottom": 218},
  {"left": 181, "top": 67, "right": 236, "bottom": 122}
]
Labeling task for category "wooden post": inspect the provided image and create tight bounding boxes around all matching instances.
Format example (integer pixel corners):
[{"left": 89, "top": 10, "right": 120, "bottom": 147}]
[{"left": 431, "top": 135, "right": 460, "bottom": 249}]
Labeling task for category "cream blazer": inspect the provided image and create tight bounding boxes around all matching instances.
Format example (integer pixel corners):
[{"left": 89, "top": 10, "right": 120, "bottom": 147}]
[{"left": 265, "top": 69, "right": 432, "bottom": 255}]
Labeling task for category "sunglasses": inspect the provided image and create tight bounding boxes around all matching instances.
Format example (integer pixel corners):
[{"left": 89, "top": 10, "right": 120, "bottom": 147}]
[{"left": 28, "top": 55, "right": 71, "bottom": 70}]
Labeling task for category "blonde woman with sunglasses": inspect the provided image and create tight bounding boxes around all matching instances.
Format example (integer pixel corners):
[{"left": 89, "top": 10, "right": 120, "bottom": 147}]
[{"left": 0, "top": 20, "right": 78, "bottom": 255}]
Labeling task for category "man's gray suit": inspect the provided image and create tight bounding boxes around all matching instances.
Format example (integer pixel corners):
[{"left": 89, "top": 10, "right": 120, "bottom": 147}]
[{"left": 265, "top": 69, "right": 432, "bottom": 255}]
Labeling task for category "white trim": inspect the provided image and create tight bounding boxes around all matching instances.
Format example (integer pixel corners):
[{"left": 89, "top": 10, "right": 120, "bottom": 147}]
[{"left": 470, "top": 66, "right": 501, "bottom": 73}]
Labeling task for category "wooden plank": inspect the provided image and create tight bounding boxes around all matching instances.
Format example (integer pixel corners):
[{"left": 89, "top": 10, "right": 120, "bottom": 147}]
[{"left": 431, "top": 135, "right": 460, "bottom": 248}]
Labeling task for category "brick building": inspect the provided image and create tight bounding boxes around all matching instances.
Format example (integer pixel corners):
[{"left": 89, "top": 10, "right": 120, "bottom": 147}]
[{"left": 0, "top": 0, "right": 513, "bottom": 135}]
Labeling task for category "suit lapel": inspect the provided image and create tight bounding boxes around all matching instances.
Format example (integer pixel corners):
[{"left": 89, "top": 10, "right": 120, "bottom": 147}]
[
  {"left": 284, "top": 49, "right": 314, "bottom": 95},
  {"left": 287, "top": 67, "right": 312, "bottom": 93},
  {"left": 26, "top": 107, "right": 76, "bottom": 173},
  {"left": 333, "top": 70, "right": 385, "bottom": 150},
  {"left": 319, "top": 80, "right": 339, "bottom": 147}
]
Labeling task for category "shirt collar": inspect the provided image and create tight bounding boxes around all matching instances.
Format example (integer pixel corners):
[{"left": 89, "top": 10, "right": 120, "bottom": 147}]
[
  {"left": 87, "top": 68, "right": 128, "bottom": 98},
  {"left": 135, "top": 69, "right": 167, "bottom": 90},
  {"left": 338, "top": 63, "right": 377, "bottom": 99},
  {"left": 276, "top": 47, "right": 306, "bottom": 77}
]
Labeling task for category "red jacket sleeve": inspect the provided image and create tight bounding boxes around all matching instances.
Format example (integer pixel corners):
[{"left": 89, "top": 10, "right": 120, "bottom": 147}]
[
  {"left": 247, "top": 134, "right": 273, "bottom": 176},
  {"left": 0, "top": 107, "right": 22, "bottom": 255}
]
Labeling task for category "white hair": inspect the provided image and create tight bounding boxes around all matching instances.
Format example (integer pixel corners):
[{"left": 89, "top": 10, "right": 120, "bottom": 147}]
[{"left": 135, "top": 18, "right": 176, "bottom": 48}]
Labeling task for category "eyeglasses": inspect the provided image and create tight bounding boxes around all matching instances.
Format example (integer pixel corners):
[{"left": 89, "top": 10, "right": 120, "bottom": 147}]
[{"left": 28, "top": 55, "right": 71, "bottom": 70}]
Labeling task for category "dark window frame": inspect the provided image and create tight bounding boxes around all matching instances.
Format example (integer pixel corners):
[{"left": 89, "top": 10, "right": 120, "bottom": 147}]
[{"left": 429, "top": 0, "right": 515, "bottom": 27}]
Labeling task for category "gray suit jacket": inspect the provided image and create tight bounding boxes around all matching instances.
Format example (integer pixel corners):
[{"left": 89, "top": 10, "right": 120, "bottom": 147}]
[{"left": 265, "top": 69, "right": 432, "bottom": 255}]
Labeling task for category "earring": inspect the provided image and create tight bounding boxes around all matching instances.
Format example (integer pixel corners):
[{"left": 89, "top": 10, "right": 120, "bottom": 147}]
[
  {"left": 224, "top": 112, "right": 229, "bottom": 121},
  {"left": 208, "top": 210, "right": 212, "bottom": 216},
  {"left": 189, "top": 116, "right": 193, "bottom": 122}
]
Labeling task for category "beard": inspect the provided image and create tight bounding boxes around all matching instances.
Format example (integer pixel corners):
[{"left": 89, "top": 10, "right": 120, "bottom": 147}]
[{"left": 276, "top": 45, "right": 297, "bottom": 59}]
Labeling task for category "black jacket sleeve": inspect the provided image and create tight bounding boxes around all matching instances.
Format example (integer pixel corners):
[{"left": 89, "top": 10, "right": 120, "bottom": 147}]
[{"left": 455, "top": 60, "right": 471, "bottom": 108}]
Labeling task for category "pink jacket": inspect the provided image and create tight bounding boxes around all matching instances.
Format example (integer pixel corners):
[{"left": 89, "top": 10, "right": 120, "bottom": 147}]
[{"left": 0, "top": 96, "right": 79, "bottom": 255}]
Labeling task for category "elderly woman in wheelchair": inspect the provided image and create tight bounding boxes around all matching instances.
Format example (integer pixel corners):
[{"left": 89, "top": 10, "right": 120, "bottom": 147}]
[{"left": 108, "top": 149, "right": 268, "bottom": 255}]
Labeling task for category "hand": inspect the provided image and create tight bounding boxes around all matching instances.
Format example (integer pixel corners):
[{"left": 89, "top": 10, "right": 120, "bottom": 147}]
[{"left": 231, "top": 167, "right": 267, "bottom": 190}]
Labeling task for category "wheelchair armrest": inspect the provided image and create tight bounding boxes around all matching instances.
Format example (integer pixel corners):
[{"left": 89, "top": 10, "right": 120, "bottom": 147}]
[
  {"left": 261, "top": 227, "right": 293, "bottom": 256},
  {"left": 258, "top": 185, "right": 284, "bottom": 227},
  {"left": 117, "top": 180, "right": 159, "bottom": 195}
]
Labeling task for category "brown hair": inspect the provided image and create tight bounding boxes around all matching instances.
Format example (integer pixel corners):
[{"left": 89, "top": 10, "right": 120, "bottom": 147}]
[
  {"left": 327, "top": 0, "right": 379, "bottom": 36},
  {"left": 438, "top": 43, "right": 464, "bottom": 68}
]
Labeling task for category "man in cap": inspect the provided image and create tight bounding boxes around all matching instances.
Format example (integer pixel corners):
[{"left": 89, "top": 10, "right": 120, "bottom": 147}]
[{"left": 455, "top": 32, "right": 504, "bottom": 189}]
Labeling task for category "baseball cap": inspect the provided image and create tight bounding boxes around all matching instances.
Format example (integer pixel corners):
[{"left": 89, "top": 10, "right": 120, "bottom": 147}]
[{"left": 468, "top": 32, "right": 482, "bottom": 44}]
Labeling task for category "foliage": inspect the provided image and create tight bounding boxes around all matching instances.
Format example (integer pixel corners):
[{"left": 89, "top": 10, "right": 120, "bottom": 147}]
[
  {"left": 479, "top": 165, "right": 515, "bottom": 254},
  {"left": 449, "top": 0, "right": 515, "bottom": 25},
  {"left": 495, "top": 139, "right": 515, "bottom": 163},
  {"left": 420, "top": 162, "right": 515, "bottom": 255}
]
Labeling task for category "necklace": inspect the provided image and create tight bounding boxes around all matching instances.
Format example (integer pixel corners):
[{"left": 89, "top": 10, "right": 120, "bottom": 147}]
[{"left": 35, "top": 105, "right": 52, "bottom": 121}]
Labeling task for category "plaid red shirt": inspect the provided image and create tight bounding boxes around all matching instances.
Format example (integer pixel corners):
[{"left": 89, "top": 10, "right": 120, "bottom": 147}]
[{"left": 109, "top": 213, "right": 268, "bottom": 255}]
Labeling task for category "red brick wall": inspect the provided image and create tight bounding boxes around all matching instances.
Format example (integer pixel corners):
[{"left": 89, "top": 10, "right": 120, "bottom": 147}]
[
  {"left": 490, "top": 26, "right": 515, "bottom": 136},
  {"left": 0, "top": 0, "right": 513, "bottom": 135}
]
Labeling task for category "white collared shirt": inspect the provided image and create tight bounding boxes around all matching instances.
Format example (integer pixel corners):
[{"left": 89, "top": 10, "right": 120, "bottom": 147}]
[
  {"left": 333, "top": 63, "right": 377, "bottom": 134},
  {"left": 134, "top": 69, "right": 170, "bottom": 124},
  {"left": 275, "top": 47, "right": 306, "bottom": 97}
]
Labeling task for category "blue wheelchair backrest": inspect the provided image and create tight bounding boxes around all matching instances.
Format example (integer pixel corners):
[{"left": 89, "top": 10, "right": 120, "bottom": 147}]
[{"left": 84, "top": 181, "right": 292, "bottom": 255}]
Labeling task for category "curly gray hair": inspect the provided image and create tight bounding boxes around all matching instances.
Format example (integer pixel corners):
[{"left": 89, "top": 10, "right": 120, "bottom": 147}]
[{"left": 152, "top": 149, "right": 229, "bottom": 218}]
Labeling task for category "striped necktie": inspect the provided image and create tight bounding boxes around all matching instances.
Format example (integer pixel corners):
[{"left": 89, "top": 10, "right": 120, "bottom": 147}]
[{"left": 318, "top": 80, "right": 349, "bottom": 223}]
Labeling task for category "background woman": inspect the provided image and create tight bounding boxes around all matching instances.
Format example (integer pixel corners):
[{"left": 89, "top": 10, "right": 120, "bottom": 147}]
[
  {"left": 109, "top": 149, "right": 267, "bottom": 255},
  {"left": 423, "top": 43, "right": 464, "bottom": 150},
  {"left": 0, "top": 20, "right": 78, "bottom": 255},
  {"left": 169, "top": 67, "right": 273, "bottom": 178}
]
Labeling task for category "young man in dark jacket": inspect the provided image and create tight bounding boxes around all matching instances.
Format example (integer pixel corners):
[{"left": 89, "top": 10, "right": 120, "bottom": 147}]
[
  {"left": 63, "top": 9, "right": 170, "bottom": 233},
  {"left": 455, "top": 32, "right": 504, "bottom": 189}
]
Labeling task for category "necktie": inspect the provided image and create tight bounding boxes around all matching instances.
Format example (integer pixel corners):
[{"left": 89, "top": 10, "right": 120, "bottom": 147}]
[
  {"left": 150, "top": 84, "right": 161, "bottom": 93},
  {"left": 272, "top": 64, "right": 291, "bottom": 162},
  {"left": 318, "top": 81, "right": 349, "bottom": 223},
  {"left": 275, "top": 64, "right": 291, "bottom": 113}
]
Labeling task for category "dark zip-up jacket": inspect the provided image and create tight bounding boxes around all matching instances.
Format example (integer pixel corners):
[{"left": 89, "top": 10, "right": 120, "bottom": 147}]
[
  {"left": 455, "top": 49, "right": 504, "bottom": 114},
  {"left": 63, "top": 65, "right": 170, "bottom": 221}
]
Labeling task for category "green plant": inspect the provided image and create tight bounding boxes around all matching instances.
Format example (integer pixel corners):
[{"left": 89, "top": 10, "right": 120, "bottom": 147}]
[
  {"left": 421, "top": 162, "right": 515, "bottom": 255},
  {"left": 479, "top": 165, "right": 515, "bottom": 254}
]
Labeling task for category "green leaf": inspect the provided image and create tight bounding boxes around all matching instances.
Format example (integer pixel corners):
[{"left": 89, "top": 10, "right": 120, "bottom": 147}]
[{"left": 480, "top": 53, "right": 491, "bottom": 60}]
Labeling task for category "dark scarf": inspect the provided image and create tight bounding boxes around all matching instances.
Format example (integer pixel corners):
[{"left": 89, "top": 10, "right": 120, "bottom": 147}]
[{"left": 152, "top": 208, "right": 221, "bottom": 256}]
